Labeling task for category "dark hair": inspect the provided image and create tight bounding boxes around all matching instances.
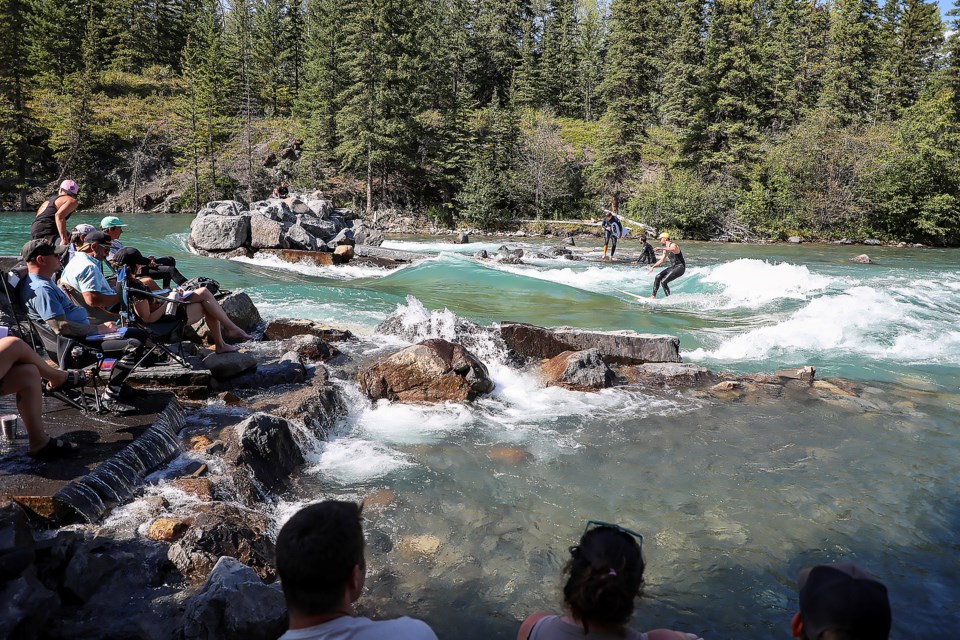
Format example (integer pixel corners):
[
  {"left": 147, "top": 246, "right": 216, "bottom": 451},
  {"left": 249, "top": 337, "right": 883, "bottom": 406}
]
[
  {"left": 562, "top": 526, "right": 645, "bottom": 632},
  {"left": 275, "top": 500, "right": 365, "bottom": 615}
]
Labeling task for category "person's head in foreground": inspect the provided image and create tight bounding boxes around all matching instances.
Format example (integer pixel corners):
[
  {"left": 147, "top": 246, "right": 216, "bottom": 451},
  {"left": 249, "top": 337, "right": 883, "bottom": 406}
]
[
  {"left": 564, "top": 522, "right": 646, "bottom": 632},
  {"left": 793, "top": 563, "right": 891, "bottom": 640}
]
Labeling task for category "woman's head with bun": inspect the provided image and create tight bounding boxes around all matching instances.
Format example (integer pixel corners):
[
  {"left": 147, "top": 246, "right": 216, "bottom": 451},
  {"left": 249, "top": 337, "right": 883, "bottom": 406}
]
[{"left": 562, "top": 525, "right": 645, "bottom": 632}]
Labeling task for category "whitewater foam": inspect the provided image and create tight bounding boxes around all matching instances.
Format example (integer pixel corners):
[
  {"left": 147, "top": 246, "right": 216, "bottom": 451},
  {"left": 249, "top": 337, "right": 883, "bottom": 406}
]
[
  {"left": 232, "top": 252, "right": 400, "bottom": 280},
  {"left": 699, "top": 258, "right": 834, "bottom": 307}
]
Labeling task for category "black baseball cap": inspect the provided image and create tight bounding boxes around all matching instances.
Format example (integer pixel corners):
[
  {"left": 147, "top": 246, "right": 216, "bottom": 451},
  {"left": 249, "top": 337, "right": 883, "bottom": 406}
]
[
  {"left": 112, "top": 247, "right": 151, "bottom": 268},
  {"left": 21, "top": 239, "right": 57, "bottom": 263},
  {"left": 798, "top": 563, "right": 891, "bottom": 640},
  {"left": 79, "top": 231, "right": 111, "bottom": 249}
]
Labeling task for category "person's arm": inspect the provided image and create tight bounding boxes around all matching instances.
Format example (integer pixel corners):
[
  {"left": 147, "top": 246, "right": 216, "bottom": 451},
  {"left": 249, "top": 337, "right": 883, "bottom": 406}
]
[
  {"left": 47, "top": 315, "right": 116, "bottom": 338},
  {"left": 82, "top": 290, "right": 120, "bottom": 308},
  {"left": 55, "top": 199, "right": 77, "bottom": 245},
  {"left": 132, "top": 296, "right": 166, "bottom": 323},
  {"left": 649, "top": 253, "right": 667, "bottom": 270}
]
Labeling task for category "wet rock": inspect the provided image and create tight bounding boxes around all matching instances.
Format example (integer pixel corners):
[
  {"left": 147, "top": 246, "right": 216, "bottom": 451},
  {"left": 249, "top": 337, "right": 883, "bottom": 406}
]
[
  {"left": 473, "top": 250, "right": 489, "bottom": 259},
  {"left": 774, "top": 366, "right": 816, "bottom": 381},
  {"left": 399, "top": 535, "right": 441, "bottom": 558},
  {"left": 189, "top": 435, "right": 214, "bottom": 450},
  {"left": 709, "top": 380, "right": 744, "bottom": 401},
  {"left": 247, "top": 375, "right": 346, "bottom": 438},
  {"left": 334, "top": 244, "right": 355, "bottom": 261},
  {"left": 146, "top": 518, "right": 191, "bottom": 542},
  {"left": 501, "top": 322, "right": 681, "bottom": 364},
  {"left": 540, "top": 349, "right": 615, "bottom": 391},
  {"left": 190, "top": 214, "right": 250, "bottom": 251},
  {"left": 455, "top": 232, "right": 470, "bottom": 244},
  {"left": 357, "top": 339, "right": 494, "bottom": 403},
  {"left": 203, "top": 351, "right": 258, "bottom": 380},
  {"left": 496, "top": 254, "right": 523, "bottom": 265},
  {"left": 249, "top": 214, "right": 284, "bottom": 249},
  {"left": 486, "top": 446, "right": 531, "bottom": 465},
  {"left": 813, "top": 380, "right": 857, "bottom": 397},
  {"left": 179, "top": 556, "right": 286, "bottom": 640},
  {"left": 863, "top": 238, "right": 883, "bottom": 246},
  {"left": 227, "top": 413, "right": 304, "bottom": 493},
  {"left": 171, "top": 478, "right": 216, "bottom": 501},
  {"left": 549, "top": 247, "right": 572, "bottom": 257},
  {"left": 363, "top": 489, "right": 397, "bottom": 512},
  {"left": 263, "top": 318, "right": 354, "bottom": 342},
  {"left": 167, "top": 502, "right": 275, "bottom": 582},
  {"left": 283, "top": 334, "right": 339, "bottom": 361},
  {"left": 787, "top": 236, "right": 803, "bottom": 243},
  {"left": 0, "top": 502, "right": 58, "bottom": 640},
  {"left": 226, "top": 352, "right": 307, "bottom": 389},
  {"left": 497, "top": 246, "right": 524, "bottom": 258},
  {"left": 850, "top": 254, "right": 873, "bottom": 264},
  {"left": 620, "top": 362, "right": 715, "bottom": 387}
]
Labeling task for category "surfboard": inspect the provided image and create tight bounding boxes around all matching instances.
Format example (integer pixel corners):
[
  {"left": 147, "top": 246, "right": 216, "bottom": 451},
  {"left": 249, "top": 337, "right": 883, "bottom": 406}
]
[{"left": 615, "top": 288, "right": 650, "bottom": 302}]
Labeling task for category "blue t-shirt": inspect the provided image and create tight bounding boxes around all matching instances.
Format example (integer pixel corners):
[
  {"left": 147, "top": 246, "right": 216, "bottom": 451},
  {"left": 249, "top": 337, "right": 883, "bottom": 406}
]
[
  {"left": 61, "top": 251, "right": 114, "bottom": 296},
  {"left": 20, "top": 273, "right": 89, "bottom": 325}
]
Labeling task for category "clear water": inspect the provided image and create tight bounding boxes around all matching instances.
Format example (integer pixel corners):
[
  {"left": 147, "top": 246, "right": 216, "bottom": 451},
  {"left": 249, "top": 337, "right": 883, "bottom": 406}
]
[{"left": 3, "top": 212, "right": 958, "bottom": 639}]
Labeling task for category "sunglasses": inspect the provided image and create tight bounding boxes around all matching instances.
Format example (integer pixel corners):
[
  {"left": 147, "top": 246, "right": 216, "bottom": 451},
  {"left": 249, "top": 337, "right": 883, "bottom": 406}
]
[{"left": 583, "top": 520, "right": 644, "bottom": 550}]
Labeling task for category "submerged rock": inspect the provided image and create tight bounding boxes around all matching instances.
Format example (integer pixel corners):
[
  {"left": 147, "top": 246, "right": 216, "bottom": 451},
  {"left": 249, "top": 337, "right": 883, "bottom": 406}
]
[
  {"left": 850, "top": 254, "right": 873, "bottom": 264},
  {"left": 501, "top": 321, "right": 681, "bottom": 364},
  {"left": 540, "top": 349, "right": 615, "bottom": 391},
  {"left": 357, "top": 339, "right": 494, "bottom": 403}
]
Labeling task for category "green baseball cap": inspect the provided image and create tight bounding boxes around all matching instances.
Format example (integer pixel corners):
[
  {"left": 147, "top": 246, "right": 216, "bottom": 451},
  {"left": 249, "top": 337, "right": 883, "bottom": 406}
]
[{"left": 100, "top": 215, "right": 126, "bottom": 229}]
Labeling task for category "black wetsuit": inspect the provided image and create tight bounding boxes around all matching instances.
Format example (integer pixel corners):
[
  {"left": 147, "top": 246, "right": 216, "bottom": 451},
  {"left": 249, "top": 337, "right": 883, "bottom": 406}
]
[
  {"left": 635, "top": 241, "right": 656, "bottom": 264},
  {"left": 31, "top": 195, "right": 74, "bottom": 244},
  {"left": 653, "top": 247, "right": 686, "bottom": 296},
  {"left": 602, "top": 215, "right": 623, "bottom": 257}
]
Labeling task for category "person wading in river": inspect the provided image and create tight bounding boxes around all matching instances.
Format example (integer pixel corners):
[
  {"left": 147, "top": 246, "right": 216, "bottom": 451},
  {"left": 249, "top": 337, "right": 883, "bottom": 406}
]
[
  {"left": 648, "top": 233, "right": 685, "bottom": 298},
  {"left": 597, "top": 210, "right": 623, "bottom": 262}
]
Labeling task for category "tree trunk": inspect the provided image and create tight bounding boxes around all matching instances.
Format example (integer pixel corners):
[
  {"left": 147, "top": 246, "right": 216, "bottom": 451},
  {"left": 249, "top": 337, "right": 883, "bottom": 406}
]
[{"left": 366, "top": 141, "right": 373, "bottom": 217}]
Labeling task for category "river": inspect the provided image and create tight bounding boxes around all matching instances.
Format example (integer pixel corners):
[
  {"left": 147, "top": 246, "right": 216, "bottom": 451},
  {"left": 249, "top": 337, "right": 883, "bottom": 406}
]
[{"left": 2, "top": 212, "right": 957, "bottom": 639}]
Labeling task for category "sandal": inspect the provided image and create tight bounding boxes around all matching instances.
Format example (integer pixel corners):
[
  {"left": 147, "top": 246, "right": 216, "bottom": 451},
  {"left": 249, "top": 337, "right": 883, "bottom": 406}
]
[
  {"left": 45, "top": 369, "right": 91, "bottom": 394},
  {"left": 28, "top": 437, "right": 81, "bottom": 461}
]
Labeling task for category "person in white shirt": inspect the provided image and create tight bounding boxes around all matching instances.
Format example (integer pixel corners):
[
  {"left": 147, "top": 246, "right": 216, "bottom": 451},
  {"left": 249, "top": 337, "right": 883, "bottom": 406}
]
[
  {"left": 60, "top": 230, "right": 122, "bottom": 314},
  {"left": 276, "top": 501, "right": 438, "bottom": 640}
]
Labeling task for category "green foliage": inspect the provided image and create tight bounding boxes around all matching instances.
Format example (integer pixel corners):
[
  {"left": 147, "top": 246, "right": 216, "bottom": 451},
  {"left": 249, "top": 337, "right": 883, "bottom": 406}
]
[{"left": 625, "top": 168, "right": 729, "bottom": 239}]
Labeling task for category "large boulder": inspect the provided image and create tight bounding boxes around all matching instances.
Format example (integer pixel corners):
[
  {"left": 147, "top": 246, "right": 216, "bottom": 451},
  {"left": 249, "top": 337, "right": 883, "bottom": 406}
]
[
  {"left": 249, "top": 199, "right": 294, "bottom": 223},
  {"left": 285, "top": 197, "right": 310, "bottom": 215},
  {"left": 179, "top": 556, "right": 286, "bottom": 640},
  {"left": 850, "top": 254, "right": 873, "bottom": 264},
  {"left": 190, "top": 214, "right": 250, "bottom": 251},
  {"left": 207, "top": 200, "right": 245, "bottom": 216},
  {"left": 263, "top": 318, "right": 354, "bottom": 342},
  {"left": 296, "top": 214, "right": 337, "bottom": 240},
  {"left": 167, "top": 502, "right": 275, "bottom": 582},
  {"left": 248, "top": 370, "right": 346, "bottom": 439},
  {"left": 203, "top": 351, "right": 258, "bottom": 379},
  {"left": 540, "top": 349, "right": 615, "bottom": 391},
  {"left": 249, "top": 214, "right": 284, "bottom": 249},
  {"left": 501, "top": 322, "right": 681, "bottom": 364},
  {"left": 0, "top": 502, "right": 59, "bottom": 640},
  {"left": 282, "top": 223, "right": 318, "bottom": 251},
  {"left": 226, "top": 352, "right": 307, "bottom": 389},
  {"left": 226, "top": 413, "right": 304, "bottom": 493},
  {"left": 304, "top": 197, "right": 332, "bottom": 218},
  {"left": 357, "top": 339, "right": 494, "bottom": 403},
  {"left": 284, "top": 334, "right": 340, "bottom": 362},
  {"left": 219, "top": 292, "right": 262, "bottom": 332}
]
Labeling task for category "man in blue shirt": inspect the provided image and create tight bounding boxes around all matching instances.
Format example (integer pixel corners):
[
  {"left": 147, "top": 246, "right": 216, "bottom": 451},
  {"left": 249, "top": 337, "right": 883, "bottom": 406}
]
[
  {"left": 21, "top": 240, "right": 140, "bottom": 414},
  {"left": 60, "top": 230, "right": 122, "bottom": 314}
]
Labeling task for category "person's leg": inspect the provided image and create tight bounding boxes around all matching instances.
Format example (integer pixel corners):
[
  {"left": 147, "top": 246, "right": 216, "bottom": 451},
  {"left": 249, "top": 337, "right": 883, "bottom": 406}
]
[
  {"left": 0, "top": 336, "right": 69, "bottom": 389},
  {"left": 96, "top": 337, "right": 144, "bottom": 399},
  {"left": 660, "top": 264, "right": 685, "bottom": 296},
  {"left": 609, "top": 234, "right": 618, "bottom": 258},
  {"left": 0, "top": 363, "right": 48, "bottom": 453},
  {"left": 183, "top": 299, "right": 235, "bottom": 353},
  {"left": 153, "top": 257, "right": 186, "bottom": 286},
  {"left": 652, "top": 269, "right": 666, "bottom": 297},
  {"left": 187, "top": 288, "right": 252, "bottom": 341}
]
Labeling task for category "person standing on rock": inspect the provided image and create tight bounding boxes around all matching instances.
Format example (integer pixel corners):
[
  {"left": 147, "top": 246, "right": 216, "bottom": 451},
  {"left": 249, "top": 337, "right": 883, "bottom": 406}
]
[
  {"left": 596, "top": 210, "right": 623, "bottom": 262},
  {"left": 276, "top": 500, "right": 439, "bottom": 640},
  {"left": 648, "top": 233, "right": 685, "bottom": 298},
  {"left": 30, "top": 179, "right": 79, "bottom": 246}
]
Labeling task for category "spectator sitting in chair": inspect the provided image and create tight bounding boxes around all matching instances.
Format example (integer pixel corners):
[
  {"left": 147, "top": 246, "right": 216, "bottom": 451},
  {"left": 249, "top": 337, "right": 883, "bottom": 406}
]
[
  {"left": 60, "top": 230, "right": 122, "bottom": 318},
  {"left": 19, "top": 239, "right": 141, "bottom": 415},
  {"left": 0, "top": 335, "right": 87, "bottom": 461},
  {"left": 101, "top": 216, "right": 186, "bottom": 287},
  {"left": 113, "top": 247, "right": 252, "bottom": 353}
]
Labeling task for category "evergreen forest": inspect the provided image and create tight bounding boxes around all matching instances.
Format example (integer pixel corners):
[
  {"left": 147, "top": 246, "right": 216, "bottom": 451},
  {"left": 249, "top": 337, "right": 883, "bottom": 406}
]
[{"left": 1, "top": 0, "right": 960, "bottom": 243}]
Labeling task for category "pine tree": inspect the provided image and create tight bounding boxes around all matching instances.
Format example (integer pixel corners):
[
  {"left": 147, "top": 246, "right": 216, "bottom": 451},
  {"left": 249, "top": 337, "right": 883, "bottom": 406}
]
[
  {"left": 108, "top": 0, "right": 157, "bottom": 72},
  {"left": 226, "top": 0, "right": 258, "bottom": 200},
  {"left": 576, "top": 0, "right": 606, "bottom": 121},
  {"left": 26, "top": 0, "right": 86, "bottom": 85},
  {"left": 660, "top": 0, "right": 706, "bottom": 131},
  {"left": 0, "top": 0, "right": 36, "bottom": 209},
  {"left": 299, "top": 0, "right": 346, "bottom": 171},
  {"left": 684, "top": 0, "right": 771, "bottom": 176},
  {"left": 469, "top": 0, "right": 529, "bottom": 106},
  {"left": 512, "top": 14, "right": 543, "bottom": 110},
  {"left": 253, "top": 0, "right": 290, "bottom": 115},
  {"left": 878, "top": 0, "right": 943, "bottom": 118},
  {"left": 819, "top": 0, "right": 881, "bottom": 124},
  {"left": 540, "top": 0, "right": 580, "bottom": 116},
  {"left": 948, "top": 1, "right": 960, "bottom": 122},
  {"left": 287, "top": 0, "right": 306, "bottom": 97},
  {"left": 594, "top": 0, "right": 664, "bottom": 204}
]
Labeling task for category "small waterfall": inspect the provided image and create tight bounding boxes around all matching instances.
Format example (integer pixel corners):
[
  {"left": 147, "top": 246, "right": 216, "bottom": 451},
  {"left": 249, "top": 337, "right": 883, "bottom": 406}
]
[{"left": 54, "top": 400, "right": 185, "bottom": 523}]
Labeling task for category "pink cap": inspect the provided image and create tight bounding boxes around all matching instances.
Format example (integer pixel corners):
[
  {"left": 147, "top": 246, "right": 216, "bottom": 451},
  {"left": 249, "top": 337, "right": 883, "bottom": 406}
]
[{"left": 59, "top": 179, "right": 79, "bottom": 196}]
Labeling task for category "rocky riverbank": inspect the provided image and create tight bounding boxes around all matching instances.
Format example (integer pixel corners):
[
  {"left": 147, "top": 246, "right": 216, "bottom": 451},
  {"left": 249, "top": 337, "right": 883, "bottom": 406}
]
[{"left": 1, "top": 296, "right": 905, "bottom": 639}]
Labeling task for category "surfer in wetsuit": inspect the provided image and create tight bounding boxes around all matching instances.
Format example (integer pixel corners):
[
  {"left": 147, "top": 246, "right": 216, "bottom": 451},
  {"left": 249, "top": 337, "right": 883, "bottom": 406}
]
[
  {"left": 31, "top": 180, "right": 79, "bottom": 246},
  {"left": 635, "top": 235, "right": 656, "bottom": 264},
  {"left": 598, "top": 210, "right": 623, "bottom": 262},
  {"left": 648, "top": 232, "right": 685, "bottom": 297}
]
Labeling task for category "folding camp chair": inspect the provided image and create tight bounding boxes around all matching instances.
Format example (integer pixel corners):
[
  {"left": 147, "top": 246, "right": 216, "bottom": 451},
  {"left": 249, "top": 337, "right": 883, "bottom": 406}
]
[
  {"left": 2, "top": 265, "right": 105, "bottom": 413},
  {"left": 115, "top": 266, "right": 193, "bottom": 369}
]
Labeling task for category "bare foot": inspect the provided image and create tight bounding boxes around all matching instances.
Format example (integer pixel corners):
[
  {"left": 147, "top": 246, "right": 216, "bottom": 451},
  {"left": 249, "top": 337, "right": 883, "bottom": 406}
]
[
  {"left": 215, "top": 343, "right": 240, "bottom": 354},
  {"left": 227, "top": 328, "right": 253, "bottom": 342}
]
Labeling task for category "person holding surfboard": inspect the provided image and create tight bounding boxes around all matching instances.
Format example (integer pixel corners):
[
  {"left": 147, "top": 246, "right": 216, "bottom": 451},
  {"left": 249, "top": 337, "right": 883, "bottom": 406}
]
[
  {"left": 648, "top": 233, "right": 685, "bottom": 297},
  {"left": 598, "top": 210, "right": 623, "bottom": 262}
]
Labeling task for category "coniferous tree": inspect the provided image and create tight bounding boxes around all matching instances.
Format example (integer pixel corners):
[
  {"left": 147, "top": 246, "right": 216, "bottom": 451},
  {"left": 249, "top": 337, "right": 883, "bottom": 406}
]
[
  {"left": 685, "top": 0, "right": 771, "bottom": 176},
  {"left": 594, "top": 0, "right": 664, "bottom": 206},
  {"left": 540, "top": 0, "right": 580, "bottom": 115},
  {"left": 819, "top": 0, "right": 881, "bottom": 124},
  {"left": 660, "top": 0, "right": 706, "bottom": 131},
  {"left": 226, "top": 0, "right": 258, "bottom": 200},
  {"left": 26, "top": 0, "right": 86, "bottom": 85},
  {"left": 287, "top": 0, "right": 306, "bottom": 97},
  {"left": 299, "top": 0, "right": 346, "bottom": 171},
  {"left": 0, "top": 0, "right": 36, "bottom": 209},
  {"left": 576, "top": 0, "right": 606, "bottom": 121},
  {"left": 878, "top": 0, "right": 943, "bottom": 118},
  {"left": 947, "top": 1, "right": 960, "bottom": 121},
  {"left": 470, "top": 0, "right": 530, "bottom": 106},
  {"left": 109, "top": 0, "right": 157, "bottom": 72},
  {"left": 512, "top": 14, "right": 544, "bottom": 109},
  {"left": 253, "top": 0, "right": 290, "bottom": 114}
]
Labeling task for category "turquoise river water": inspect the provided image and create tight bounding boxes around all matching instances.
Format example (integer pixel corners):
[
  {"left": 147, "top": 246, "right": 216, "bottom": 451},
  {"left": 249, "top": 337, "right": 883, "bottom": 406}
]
[{"left": 1, "top": 212, "right": 958, "bottom": 639}]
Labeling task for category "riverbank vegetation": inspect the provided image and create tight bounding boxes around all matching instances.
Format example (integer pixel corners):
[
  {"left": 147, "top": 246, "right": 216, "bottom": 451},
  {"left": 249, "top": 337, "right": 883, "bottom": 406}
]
[{"left": 0, "top": 0, "right": 959, "bottom": 243}]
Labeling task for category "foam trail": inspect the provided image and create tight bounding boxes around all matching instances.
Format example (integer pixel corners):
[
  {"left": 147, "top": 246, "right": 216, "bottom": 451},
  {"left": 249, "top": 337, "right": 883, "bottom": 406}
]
[{"left": 699, "top": 258, "right": 834, "bottom": 307}]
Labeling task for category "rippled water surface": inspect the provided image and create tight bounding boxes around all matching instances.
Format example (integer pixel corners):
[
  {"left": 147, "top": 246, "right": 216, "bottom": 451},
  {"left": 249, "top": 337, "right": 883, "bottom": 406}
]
[{"left": 2, "top": 212, "right": 958, "bottom": 639}]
